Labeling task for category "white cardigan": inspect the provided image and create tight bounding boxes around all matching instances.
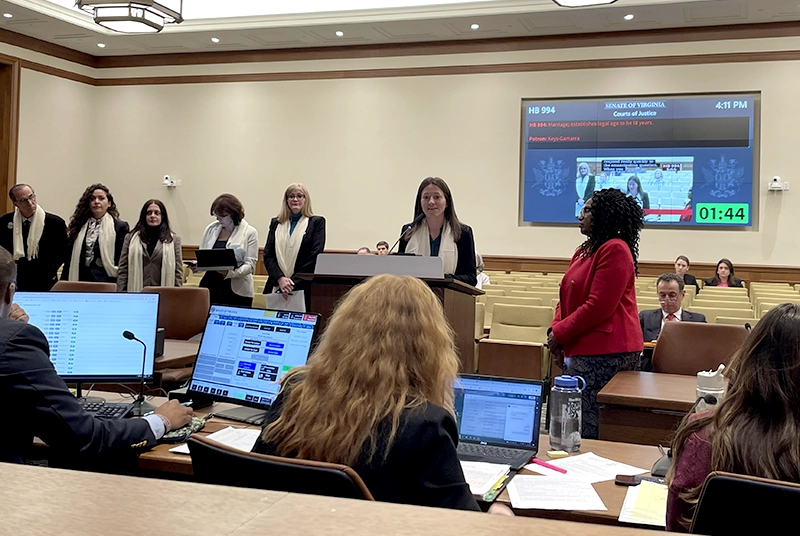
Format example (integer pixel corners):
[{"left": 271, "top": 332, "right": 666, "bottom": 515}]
[{"left": 200, "top": 220, "right": 259, "bottom": 298}]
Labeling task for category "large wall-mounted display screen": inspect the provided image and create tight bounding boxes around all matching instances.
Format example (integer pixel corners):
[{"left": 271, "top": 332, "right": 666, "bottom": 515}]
[{"left": 520, "top": 93, "right": 758, "bottom": 226}]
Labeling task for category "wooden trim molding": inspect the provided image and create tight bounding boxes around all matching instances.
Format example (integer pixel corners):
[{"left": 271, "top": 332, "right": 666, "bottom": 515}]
[{"left": 0, "top": 52, "right": 20, "bottom": 213}]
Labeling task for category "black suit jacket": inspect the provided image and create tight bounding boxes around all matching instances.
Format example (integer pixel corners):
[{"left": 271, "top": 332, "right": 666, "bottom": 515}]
[
  {"left": 61, "top": 218, "right": 129, "bottom": 282},
  {"left": 0, "top": 212, "right": 68, "bottom": 291},
  {"left": 703, "top": 276, "right": 744, "bottom": 288},
  {"left": 639, "top": 308, "right": 707, "bottom": 342},
  {"left": 0, "top": 319, "right": 155, "bottom": 465},
  {"left": 263, "top": 216, "right": 326, "bottom": 296},
  {"left": 683, "top": 273, "right": 700, "bottom": 294},
  {"left": 253, "top": 390, "right": 479, "bottom": 511},
  {"left": 398, "top": 223, "right": 477, "bottom": 286}
]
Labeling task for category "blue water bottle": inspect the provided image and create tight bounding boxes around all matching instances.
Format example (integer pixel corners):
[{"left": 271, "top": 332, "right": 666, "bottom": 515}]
[{"left": 549, "top": 375, "right": 586, "bottom": 452}]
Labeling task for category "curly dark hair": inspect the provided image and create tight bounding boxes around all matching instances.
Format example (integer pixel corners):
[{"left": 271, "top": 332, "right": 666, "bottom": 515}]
[
  {"left": 67, "top": 184, "right": 120, "bottom": 243},
  {"left": 577, "top": 188, "right": 644, "bottom": 275}
]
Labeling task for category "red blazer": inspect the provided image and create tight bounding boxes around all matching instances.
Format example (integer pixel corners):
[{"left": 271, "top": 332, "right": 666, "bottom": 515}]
[{"left": 550, "top": 238, "right": 643, "bottom": 357}]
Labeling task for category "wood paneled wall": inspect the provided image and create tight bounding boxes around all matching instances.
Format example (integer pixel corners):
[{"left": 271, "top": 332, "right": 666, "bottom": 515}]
[{"left": 0, "top": 53, "right": 19, "bottom": 214}]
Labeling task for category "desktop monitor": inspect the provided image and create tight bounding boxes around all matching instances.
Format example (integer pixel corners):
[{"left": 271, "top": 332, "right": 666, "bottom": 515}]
[
  {"left": 187, "top": 306, "right": 321, "bottom": 411},
  {"left": 14, "top": 292, "right": 160, "bottom": 383}
]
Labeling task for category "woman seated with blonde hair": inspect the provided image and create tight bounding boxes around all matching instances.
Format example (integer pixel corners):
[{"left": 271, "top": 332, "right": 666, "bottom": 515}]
[
  {"left": 667, "top": 303, "right": 800, "bottom": 531},
  {"left": 253, "top": 274, "right": 508, "bottom": 512}
]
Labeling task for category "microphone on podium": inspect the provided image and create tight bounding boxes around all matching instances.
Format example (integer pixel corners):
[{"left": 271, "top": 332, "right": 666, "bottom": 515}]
[
  {"left": 123, "top": 330, "right": 156, "bottom": 417},
  {"left": 388, "top": 212, "right": 425, "bottom": 254}
]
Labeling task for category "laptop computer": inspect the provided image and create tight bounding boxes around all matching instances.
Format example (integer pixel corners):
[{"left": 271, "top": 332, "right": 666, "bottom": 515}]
[
  {"left": 194, "top": 248, "right": 238, "bottom": 271},
  {"left": 454, "top": 374, "right": 544, "bottom": 470}
]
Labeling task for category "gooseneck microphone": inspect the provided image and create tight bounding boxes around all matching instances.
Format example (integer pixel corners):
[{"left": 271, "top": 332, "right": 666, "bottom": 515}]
[
  {"left": 123, "top": 330, "right": 156, "bottom": 417},
  {"left": 388, "top": 212, "right": 425, "bottom": 254},
  {"left": 744, "top": 323, "right": 752, "bottom": 332}
]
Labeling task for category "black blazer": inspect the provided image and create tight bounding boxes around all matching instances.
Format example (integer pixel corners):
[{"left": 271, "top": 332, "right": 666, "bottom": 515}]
[
  {"left": 683, "top": 273, "right": 700, "bottom": 294},
  {"left": 639, "top": 308, "right": 707, "bottom": 342},
  {"left": 0, "top": 319, "right": 155, "bottom": 465},
  {"left": 397, "top": 223, "right": 477, "bottom": 287},
  {"left": 0, "top": 212, "right": 68, "bottom": 291},
  {"left": 263, "top": 215, "right": 326, "bottom": 294},
  {"left": 61, "top": 218, "right": 129, "bottom": 282},
  {"left": 253, "top": 390, "right": 479, "bottom": 511},
  {"left": 703, "top": 276, "right": 744, "bottom": 288}
]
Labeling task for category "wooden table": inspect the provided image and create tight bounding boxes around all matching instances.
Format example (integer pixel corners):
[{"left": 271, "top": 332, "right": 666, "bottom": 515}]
[
  {"left": 598, "top": 371, "right": 697, "bottom": 446},
  {"left": 497, "top": 434, "right": 660, "bottom": 527},
  {"left": 0, "top": 462, "right": 670, "bottom": 536},
  {"left": 155, "top": 339, "right": 200, "bottom": 369}
]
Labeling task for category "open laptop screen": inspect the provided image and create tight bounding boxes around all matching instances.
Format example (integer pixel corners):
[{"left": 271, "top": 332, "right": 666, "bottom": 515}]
[
  {"left": 187, "top": 306, "right": 320, "bottom": 410},
  {"left": 454, "top": 375, "right": 543, "bottom": 448}
]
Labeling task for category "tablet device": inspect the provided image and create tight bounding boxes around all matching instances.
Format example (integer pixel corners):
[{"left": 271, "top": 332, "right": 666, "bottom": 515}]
[{"left": 194, "top": 248, "right": 237, "bottom": 271}]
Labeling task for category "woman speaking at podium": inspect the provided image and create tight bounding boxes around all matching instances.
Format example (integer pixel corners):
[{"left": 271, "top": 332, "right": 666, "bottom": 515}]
[
  {"left": 398, "top": 177, "right": 477, "bottom": 286},
  {"left": 263, "top": 183, "right": 326, "bottom": 312},
  {"left": 62, "top": 184, "right": 129, "bottom": 284}
]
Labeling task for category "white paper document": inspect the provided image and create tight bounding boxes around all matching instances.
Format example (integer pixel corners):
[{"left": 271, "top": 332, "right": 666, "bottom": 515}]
[
  {"left": 507, "top": 475, "right": 607, "bottom": 511},
  {"left": 524, "top": 452, "right": 648, "bottom": 483},
  {"left": 459, "top": 461, "right": 510, "bottom": 497},
  {"left": 618, "top": 481, "right": 668, "bottom": 526},
  {"left": 169, "top": 426, "right": 262, "bottom": 455}
]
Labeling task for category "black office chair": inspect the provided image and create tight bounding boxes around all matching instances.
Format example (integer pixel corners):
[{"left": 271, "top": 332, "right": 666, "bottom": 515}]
[
  {"left": 691, "top": 471, "right": 800, "bottom": 534},
  {"left": 187, "top": 435, "right": 374, "bottom": 501}
]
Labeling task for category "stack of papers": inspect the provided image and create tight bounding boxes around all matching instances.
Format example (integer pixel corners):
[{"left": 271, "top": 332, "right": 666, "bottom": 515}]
[
  {"left": 525, "top": 452, "right": 648, "bottom": 483},
  {"left": 506, "top": 475, "right": 607, "bottom": 511},
  {"left": 459, "top": 461, "right": 511, "bottom": 500},
  {"left": 618, "top": 480, "right": 668, "bottom": 526},
  {"left": 169, "top": 426, "right": 262, "bottom": 455}
]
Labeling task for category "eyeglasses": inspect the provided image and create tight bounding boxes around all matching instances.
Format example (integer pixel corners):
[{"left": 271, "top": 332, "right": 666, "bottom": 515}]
[
  {"left": 658, "top": 295, "right": 681, "bottom": 302},
  {"left": 580, "top": 205, "right": 592, "bottom": 216},
  {"left": 15, "top": 194, "right": 35, "bottom": 204},
  {"left": 287, "top": 194, "right": 305, "bottom": 200}
]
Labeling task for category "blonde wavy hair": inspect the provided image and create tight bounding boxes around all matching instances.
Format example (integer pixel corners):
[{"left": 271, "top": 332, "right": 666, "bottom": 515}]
[
  {"left": 261, "top": 274, "right": 460, "bottom": 466},
  {"left": 277, "top": 183, "right": 314, "bottom": 223}
]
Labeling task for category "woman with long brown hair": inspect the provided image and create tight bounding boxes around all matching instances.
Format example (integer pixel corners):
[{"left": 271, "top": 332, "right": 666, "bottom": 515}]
[
  {"left": 666, "top": 303, "right": 800, "bottom": 531},
  {"left": 252, "top": 274, "right": 488, "bottom": 511}
]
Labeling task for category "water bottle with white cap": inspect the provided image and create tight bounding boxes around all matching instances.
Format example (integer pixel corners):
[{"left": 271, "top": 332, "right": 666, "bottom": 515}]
[{"left": 697, "top": 364, "right": 726, "bottom": 412}]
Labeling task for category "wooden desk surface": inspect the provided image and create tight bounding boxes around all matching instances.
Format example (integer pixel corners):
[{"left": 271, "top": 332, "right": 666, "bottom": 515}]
[
  {"left": 598, "top": 371, "right": 697, "bottom": 412},
  {"left": 154, "top": 339, "right": 200, "bottom": 370},
  {"left": 0, "top": 462, "right": 671, "bottom": 536}
]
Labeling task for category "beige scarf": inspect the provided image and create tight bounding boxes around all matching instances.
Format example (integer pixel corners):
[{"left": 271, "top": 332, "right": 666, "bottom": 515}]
[
  {"left": 405, "top": 220, "right": 458, "bottom": 275},
  {"left": 12, "top": 205, "right": 45, "bottom": 261},
  {"left": 68, "top": 213, "right": 118, "bottom": 280},
  {"left": 126, "top": 232, "right": 176, "bottom": 292},
  {"left": 275, "top": 216, "right": 309, "bottom": 281}
]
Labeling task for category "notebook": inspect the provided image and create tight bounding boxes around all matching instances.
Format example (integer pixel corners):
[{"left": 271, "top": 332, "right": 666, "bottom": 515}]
[{"left": 454, "top": 374, "right": 544, "bottom": 471}]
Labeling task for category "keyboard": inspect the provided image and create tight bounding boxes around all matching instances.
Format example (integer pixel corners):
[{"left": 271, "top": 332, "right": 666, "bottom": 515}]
[
  {"left": 79, "top": 400, "right": 135, "bottom": 419},
  {"left": 457, "top": 442, "right": 535, "bottom": 470}
]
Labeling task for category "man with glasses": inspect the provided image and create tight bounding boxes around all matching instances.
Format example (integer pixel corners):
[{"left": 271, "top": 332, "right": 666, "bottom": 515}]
[
  {"left": 0, "top": 184, "right": 68, "bottom": 291},
  {"left": 640, "top": 272, "right": 706, "bottom": 343}
]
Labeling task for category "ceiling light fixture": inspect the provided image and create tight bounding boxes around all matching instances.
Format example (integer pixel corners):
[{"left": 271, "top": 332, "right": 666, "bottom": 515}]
[
  {"left": 77, "top": 0, "right": 183, "bottom": 33},
  {"left": 210, "top": 37, "right": 219, "bottom": 43},
  {"left": 470, "top": 23, "right": 479, "bottom": 30},
  {"left": 552, "top": 0, "right": 618, "bottom": 7},
  {"left": 335, "top": 30, "right": 344, "bottom": 37},
  {"left": 97, "top": 43, "right": 106, "bottom": 48},
  {"left": 624, "top": 13, "right": 634, "bottom": 20},
  {"left": 3, "top": 13, "right": 12, "bottom": 18}
]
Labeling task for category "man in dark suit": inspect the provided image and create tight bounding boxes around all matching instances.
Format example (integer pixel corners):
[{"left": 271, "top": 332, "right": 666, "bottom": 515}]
[
  {"left": 640, "top": 272, "right": 706, "bottom": 342},
  {"left": 0, "top": 247, "right": 193, "bottom": 465},
  {"left": 0, "top": 184, "right": 68, "bottom": 291}
]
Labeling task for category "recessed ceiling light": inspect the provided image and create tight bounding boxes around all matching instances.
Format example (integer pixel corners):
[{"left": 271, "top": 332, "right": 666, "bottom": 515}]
[
  {"left": 624, "top": 14, "right": 635, "bottom": 20},
  {"left": 211, "top": 37, "right": 220, "bottom": 43},
  {"left": 97, "top": 43, "right": 106, "bottom": 48},
  {"left": 3, "top": 13, "right": 12, "bottom": 18},
  {"left": 470, "top": 23, "right": 480, "bottom": 30},
  {"left": 335, "top": 30, "right": 344, "bottom": 37}
]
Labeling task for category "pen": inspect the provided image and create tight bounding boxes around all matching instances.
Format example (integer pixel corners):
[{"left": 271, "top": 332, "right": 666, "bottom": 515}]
[
  {"left": 532, "top": 457, "right": 568, "bottom": 474},
  {"left": 181, "top": 401, "right": 193, "bottom": 407}
]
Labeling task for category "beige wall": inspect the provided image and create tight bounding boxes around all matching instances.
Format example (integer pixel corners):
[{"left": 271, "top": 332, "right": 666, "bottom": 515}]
[{"left": 7, "top": 38, "right": 800, "bottom": 266}]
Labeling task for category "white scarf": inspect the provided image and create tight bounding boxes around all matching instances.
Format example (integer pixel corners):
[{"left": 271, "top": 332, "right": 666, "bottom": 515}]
[
  {"left": 12, "top": 205, "right": 45, "bottom": 261},
  {"left": 126, "top": 231, "right": 176, "bottom": 292},
  {"left": 275, "top": 216, "right": 309, "bottom": 280},
  {"left": 405, "top": 220, "right": 458, "bottom": 275},
  {"left": 68, "top": 213, "right": 118, "bottom": 281},
  {"left": 201, "top": 219, "right": 253, "bottom": 258}
]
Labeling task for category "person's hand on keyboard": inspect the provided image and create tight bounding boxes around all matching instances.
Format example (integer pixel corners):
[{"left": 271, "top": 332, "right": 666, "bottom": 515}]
[{"left": 154, "top": 400, "right": 194, "bottom": 431}]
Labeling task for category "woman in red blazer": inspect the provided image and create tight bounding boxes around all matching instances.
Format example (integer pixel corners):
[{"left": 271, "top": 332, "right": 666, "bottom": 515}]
[{"left": 548, "top": 188, "right": 645, "bottom": 439}]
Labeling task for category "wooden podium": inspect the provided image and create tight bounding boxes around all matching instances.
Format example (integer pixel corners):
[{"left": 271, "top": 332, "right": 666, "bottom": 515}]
[{"left": 296, "top": 255, "right": 482, "bottom": 373}]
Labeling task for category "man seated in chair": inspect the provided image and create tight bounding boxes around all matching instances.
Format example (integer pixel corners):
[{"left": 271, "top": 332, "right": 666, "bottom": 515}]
[{"left": 640, "top": 273, "right": 706, "bottom": 343}]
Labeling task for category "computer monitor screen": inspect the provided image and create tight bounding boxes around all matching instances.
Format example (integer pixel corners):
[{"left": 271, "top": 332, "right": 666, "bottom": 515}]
[
  {"left": 187, "top": 306, "right": 320, "bottom": 410},
  {"left": 14, "top": 292, "right": 160, "bottom": 382}
]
